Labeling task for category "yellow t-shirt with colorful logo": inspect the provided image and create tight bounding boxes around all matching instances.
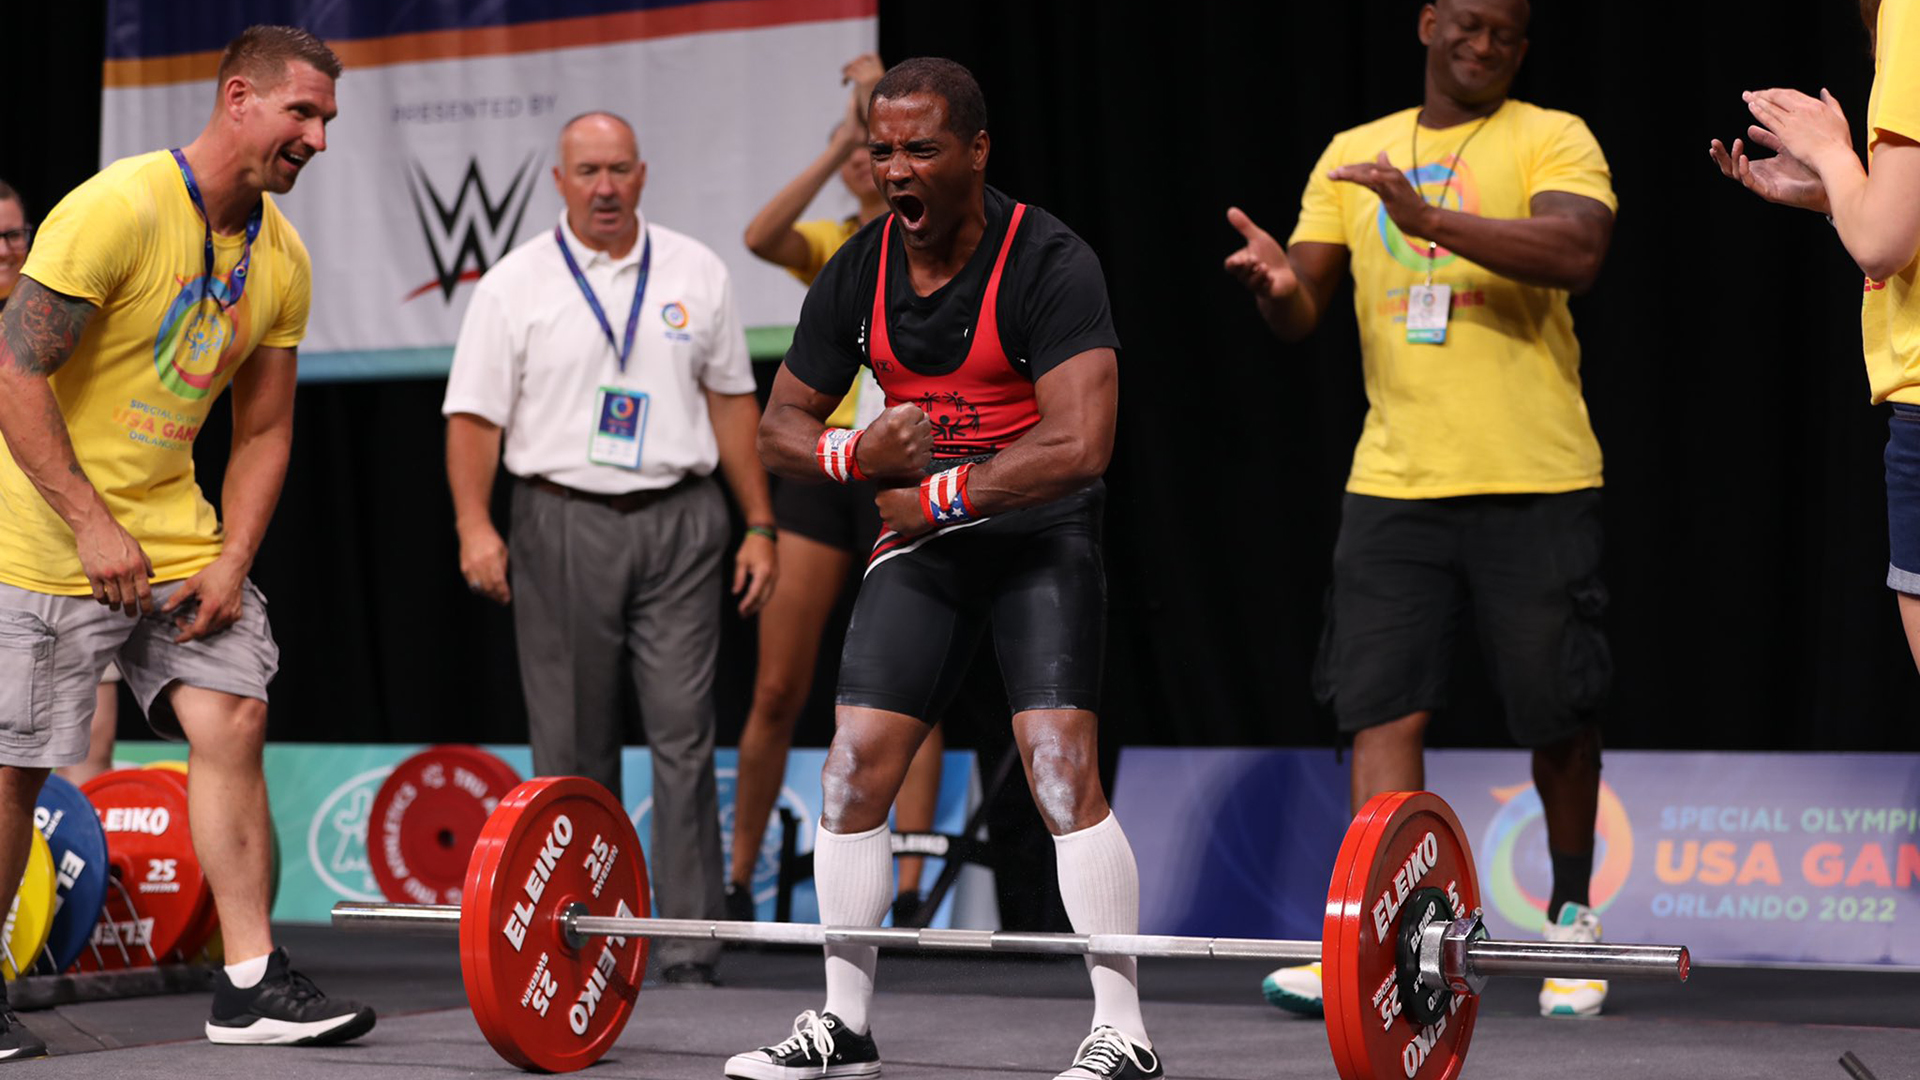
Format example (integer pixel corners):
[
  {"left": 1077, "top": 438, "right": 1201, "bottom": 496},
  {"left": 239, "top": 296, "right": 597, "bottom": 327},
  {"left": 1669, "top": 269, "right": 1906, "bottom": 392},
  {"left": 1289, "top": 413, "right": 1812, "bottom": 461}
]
[
  {"left": 1289, "top": 99, "right": 1617, "bottom": 499},
  {"left": 1864, "top": 0, "right": 1920, "bottom": 405},
  {"left": 791, "top": 216, "right": 872, "bottom": 430},
  {"left": 2, "top": 150, "right": 310, "bottom": 594}
]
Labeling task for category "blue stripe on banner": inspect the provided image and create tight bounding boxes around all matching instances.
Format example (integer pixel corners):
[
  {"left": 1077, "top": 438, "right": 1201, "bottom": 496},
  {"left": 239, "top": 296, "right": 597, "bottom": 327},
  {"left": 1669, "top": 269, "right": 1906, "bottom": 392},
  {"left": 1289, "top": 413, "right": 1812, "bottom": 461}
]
[
  {"left": 299, "top": 348, "right": 453, "bottom": 382},
  {"left": 107, "top": 0, "right": 716, "bottom": 60}
]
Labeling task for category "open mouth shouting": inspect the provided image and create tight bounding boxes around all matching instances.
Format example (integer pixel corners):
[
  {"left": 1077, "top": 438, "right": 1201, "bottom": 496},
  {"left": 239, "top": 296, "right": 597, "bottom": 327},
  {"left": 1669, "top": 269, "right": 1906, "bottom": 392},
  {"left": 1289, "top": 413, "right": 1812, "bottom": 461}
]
[{"left": 890, "top": 191, "right": 928, "bottom": 233}]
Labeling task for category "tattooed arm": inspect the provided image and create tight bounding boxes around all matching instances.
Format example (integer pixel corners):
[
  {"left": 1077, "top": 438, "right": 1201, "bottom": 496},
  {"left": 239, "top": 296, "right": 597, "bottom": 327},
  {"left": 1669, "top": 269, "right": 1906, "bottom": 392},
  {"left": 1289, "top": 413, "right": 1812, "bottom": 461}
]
[{"left": 0, "top": 275, "right": 154, "bottom": 614}]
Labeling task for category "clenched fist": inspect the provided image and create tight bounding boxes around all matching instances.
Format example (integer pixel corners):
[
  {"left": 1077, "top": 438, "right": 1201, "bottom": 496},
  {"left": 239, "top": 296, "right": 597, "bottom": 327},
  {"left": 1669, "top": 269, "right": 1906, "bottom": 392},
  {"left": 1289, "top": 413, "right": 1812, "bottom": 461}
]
[{"left": 856, "top": 403, "right": 933, "bottom": 482}]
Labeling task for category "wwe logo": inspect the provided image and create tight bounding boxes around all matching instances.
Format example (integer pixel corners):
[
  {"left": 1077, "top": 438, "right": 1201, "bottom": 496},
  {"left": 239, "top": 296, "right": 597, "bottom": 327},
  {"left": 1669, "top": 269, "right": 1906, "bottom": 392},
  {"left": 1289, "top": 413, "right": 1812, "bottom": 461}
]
[{"left": 404, "top": 155, "right": 540, "bottom": 302}]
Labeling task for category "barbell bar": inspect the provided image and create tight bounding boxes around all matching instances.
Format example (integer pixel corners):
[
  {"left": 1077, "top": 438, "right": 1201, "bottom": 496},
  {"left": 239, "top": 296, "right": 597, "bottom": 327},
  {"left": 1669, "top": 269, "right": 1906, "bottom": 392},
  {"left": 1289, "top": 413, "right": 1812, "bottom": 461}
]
[
  {"left": 332, "top": 777, "right": 1689, "bottom": 1079},
  {"left": 332, "top": 900, "right": 1688, "bottom": 980}
]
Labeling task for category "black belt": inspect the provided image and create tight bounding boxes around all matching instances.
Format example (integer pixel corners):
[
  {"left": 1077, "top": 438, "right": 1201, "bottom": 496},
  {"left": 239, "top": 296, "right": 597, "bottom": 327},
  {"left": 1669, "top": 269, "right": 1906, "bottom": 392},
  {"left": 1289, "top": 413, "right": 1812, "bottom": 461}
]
[{"left": 523, "top": 474, "right": 698, "bottom": 513}]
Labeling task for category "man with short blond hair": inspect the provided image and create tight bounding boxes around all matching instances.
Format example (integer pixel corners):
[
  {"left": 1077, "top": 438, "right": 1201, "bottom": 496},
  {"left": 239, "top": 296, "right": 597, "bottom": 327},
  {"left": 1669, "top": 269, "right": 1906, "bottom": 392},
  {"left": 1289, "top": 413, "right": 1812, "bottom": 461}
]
[{"left": 0, "top": 25, "right": 372, "bottom": 1057}]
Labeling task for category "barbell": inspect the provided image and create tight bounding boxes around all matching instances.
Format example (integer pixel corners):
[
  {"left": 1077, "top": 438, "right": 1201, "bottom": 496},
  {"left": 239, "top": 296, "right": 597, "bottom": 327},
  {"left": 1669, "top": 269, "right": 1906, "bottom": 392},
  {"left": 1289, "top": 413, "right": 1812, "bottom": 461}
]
[{"left": 332, "top": 777, "right": 1689, "bottom": 1078}]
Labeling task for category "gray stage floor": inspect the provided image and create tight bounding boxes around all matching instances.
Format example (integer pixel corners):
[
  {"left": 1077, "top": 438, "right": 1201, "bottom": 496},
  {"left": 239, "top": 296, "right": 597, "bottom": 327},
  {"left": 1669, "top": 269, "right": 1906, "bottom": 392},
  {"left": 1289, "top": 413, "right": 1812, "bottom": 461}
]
[{"left": 13, "top": 926, "right": 1920, "bottom": 1079}]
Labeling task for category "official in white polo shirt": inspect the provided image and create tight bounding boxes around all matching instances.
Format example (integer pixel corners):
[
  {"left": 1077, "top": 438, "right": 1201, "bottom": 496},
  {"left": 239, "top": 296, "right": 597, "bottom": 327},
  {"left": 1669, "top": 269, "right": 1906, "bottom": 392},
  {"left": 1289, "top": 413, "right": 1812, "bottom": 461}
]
[{"left": 442, "top": 111, "right": 776, "bottom": 987}]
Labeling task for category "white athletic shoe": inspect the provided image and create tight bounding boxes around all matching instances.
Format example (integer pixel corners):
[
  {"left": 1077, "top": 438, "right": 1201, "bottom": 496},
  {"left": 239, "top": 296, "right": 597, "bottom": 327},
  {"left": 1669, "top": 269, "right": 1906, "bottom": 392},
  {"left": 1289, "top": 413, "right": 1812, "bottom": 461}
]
[
  {"left": 1260, "top": 961, "right": 1324, "bottom": 1016},
  {"left": 1539, "top": 903, "right": 1608, "bottom": 1017}
]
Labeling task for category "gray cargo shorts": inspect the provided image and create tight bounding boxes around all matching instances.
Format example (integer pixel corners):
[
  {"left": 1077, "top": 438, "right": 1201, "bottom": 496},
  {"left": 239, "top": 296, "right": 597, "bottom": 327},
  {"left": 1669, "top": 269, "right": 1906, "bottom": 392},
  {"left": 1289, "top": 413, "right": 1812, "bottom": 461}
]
[{"left": 0, "top": 578, "right": 279, "bottom": 768}]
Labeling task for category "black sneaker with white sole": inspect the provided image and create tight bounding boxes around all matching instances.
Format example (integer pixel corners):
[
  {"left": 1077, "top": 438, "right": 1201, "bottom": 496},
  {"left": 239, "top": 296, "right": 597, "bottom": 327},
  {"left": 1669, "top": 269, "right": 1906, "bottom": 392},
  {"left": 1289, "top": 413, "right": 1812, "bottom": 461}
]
[
  {"left": 0, "top": 1002, "right": 47, "bottom": 1063},
  {"left": 1053, "top": 1026, "right": 1163, "bottom": 1080},
  {"left": 724, "top": 1010, "right": 880, "bottom": 1080},
  {"left": 206, "top": 947, "right": 376, "bottom": 1046}
]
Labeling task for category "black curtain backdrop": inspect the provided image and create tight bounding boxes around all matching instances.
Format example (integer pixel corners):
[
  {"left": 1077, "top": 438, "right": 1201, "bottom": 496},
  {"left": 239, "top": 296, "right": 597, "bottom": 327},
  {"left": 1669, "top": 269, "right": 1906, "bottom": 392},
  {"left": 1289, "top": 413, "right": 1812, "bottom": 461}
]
[{"left": 5, "top": 2, "right": 1915, "bottom": 752}]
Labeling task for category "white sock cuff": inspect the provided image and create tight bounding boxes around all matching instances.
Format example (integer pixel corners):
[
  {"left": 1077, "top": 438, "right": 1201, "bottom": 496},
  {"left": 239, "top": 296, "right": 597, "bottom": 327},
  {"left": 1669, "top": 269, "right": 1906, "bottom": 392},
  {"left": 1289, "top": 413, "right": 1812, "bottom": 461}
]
[
  {"left": 817, "top": 819, "right": 890, "bottom": 844},
  {"left": 224, "top": 951, "right": 272, "bottom": 989},
  {"left": 1052, "top": 811, "right": 1122, "bottom": 848}
]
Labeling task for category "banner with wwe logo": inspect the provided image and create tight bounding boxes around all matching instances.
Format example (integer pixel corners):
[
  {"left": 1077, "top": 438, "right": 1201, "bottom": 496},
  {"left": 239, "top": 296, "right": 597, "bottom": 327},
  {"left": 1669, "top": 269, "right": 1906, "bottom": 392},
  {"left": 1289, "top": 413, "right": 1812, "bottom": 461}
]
[{"left": 101, "top": 1, "right": 877, "bottom": 380}]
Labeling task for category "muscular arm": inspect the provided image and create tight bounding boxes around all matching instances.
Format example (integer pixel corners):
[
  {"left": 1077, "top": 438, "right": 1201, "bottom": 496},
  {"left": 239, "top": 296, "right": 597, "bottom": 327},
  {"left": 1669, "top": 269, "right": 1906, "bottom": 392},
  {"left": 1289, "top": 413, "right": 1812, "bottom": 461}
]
[
  {"left": 0, "top": 275, "right": 152, "bottom": 612},
  {"left": 758, "top": 365, "right": 849, "bottom": 481},
  {"left": 219, "top": 345, "right": 297, "bottom": 568},
  {"left": 0, "top": 276, "right": 105, "bottom": 523},
  {"left": 706, "top": 388, "right": 774, "bottom": 525},
  {"left": 961, "top": 347, "right": 1118, "bottom": 514},
  {"left": 1406, "top": 191, "right": 1615, "bottom": 294}
]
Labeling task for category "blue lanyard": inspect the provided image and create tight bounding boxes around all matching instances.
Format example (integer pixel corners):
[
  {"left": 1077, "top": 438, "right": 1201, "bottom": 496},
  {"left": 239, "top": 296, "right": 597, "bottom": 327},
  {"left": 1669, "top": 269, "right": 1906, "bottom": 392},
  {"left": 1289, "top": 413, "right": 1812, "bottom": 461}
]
[
  {"left": 170, "top": 149, "right": 262, "bottom": 312},
  {"left": 554, "top": 224, "right": 651, "bottom": 373}
]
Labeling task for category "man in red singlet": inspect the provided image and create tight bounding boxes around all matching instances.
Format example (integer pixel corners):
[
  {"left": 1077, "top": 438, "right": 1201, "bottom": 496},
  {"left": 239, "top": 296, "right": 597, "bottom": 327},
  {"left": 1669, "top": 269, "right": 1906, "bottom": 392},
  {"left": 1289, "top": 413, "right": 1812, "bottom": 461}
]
[{"left": 730, "top": 57, "right": 1159, "bottom": 1080}]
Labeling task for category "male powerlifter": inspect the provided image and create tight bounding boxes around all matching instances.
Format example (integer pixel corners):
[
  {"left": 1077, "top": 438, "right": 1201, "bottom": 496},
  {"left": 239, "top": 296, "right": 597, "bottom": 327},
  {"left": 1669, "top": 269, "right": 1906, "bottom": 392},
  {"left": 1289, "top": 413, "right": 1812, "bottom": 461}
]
[{"left": 731, "top": 57, "right": 1159, "bottom": 1080}]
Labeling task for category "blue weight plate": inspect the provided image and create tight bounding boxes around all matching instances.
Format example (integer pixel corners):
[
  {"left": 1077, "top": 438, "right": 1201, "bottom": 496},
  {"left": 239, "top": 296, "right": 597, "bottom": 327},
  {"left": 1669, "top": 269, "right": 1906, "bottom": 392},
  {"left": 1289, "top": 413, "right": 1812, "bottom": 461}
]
[{"left": 34, "top": 774, "right": 111, "bottom": 973}]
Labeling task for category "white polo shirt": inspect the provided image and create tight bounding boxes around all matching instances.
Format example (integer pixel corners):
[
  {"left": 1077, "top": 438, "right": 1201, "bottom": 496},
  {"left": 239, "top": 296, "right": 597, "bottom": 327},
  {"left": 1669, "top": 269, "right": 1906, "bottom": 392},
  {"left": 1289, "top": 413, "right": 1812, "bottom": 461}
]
[{"left": 443, "top": 210, "right": 754, "bottom": 494}]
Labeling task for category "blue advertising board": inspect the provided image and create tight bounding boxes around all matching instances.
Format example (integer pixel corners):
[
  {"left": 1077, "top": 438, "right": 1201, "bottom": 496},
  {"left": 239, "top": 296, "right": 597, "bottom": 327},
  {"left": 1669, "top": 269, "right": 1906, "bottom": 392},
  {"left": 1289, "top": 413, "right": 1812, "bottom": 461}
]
[{"left": 1115, "top": 748, "right": 1920, "bottom": 966}]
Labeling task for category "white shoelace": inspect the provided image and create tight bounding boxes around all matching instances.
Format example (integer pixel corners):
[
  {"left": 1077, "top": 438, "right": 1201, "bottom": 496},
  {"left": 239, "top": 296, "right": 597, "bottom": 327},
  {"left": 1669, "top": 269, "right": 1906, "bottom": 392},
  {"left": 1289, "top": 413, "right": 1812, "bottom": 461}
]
[
  {"left": 1071, "top": 1026, "right": 1153, "bottom": 1077},
  {"left": 766, "top": 1010, "right": 836, "bottom": 1073}
]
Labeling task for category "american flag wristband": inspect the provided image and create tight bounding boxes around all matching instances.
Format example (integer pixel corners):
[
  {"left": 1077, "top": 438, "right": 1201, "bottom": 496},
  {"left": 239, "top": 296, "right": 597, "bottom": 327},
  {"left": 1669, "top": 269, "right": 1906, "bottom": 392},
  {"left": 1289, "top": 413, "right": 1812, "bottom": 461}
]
[
  {"left": 815, "top": 428, "right": 866, "bottom": 483},
  {"left": 920, "top": 463, "right": 976, "bottom": 526}
]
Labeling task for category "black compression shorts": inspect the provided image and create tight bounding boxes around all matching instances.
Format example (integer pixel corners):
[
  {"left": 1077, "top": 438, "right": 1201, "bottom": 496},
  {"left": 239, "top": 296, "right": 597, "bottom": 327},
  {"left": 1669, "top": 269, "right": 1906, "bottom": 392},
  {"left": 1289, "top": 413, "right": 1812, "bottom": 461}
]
[
  {"left": 771, "top": 474, "right": 882, "bottom": 554},
  {"left": 836, "top": 480, "right": 1106, "bottom": 720}
]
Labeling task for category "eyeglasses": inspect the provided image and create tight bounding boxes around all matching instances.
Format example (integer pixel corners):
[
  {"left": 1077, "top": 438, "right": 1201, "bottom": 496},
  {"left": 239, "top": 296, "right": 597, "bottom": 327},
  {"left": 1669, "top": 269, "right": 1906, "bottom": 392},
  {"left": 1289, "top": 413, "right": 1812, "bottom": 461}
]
[{"left": 0, "top": 225, "right": 33, "bottom": 250}]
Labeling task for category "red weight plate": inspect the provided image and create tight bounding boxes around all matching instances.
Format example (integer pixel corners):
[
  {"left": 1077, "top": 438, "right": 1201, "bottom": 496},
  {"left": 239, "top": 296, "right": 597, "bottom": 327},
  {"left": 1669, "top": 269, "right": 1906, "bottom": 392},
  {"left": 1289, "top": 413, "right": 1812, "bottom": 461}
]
[
  {"left": 1323, "top": 790, "right": 1397, "bottom": 1080},
  {"left": 1324, "top": 791, "right": 1481, "bottom": 1080},
  {"left": 460, "top": 778, "right": 651, "bottom": 1073},
  {"left": 370, "top": 746, "right": 525, "bottom": 906},
  {"left": 78, "top": 769, "right": 216, "bottom": 969},
  {"left": 439, "top": 745, "right": 525, "bottom": 799}
]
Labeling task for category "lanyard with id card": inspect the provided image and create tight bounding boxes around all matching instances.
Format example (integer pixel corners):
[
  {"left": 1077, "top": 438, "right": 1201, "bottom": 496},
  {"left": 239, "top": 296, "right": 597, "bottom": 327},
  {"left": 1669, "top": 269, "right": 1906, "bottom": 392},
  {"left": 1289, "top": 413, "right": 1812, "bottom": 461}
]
[
  {"left": 557, "top": 224, "right": 654, "bottom": 469},
  {"left": 1404, "top": 110, "right": 1493, "bottom": 345},
  {"left": 1407, "top": 261, "right": 1451, "bottom": 344},
  {"left": 589, "top": 387, "right": 651, "bottom": 469}
]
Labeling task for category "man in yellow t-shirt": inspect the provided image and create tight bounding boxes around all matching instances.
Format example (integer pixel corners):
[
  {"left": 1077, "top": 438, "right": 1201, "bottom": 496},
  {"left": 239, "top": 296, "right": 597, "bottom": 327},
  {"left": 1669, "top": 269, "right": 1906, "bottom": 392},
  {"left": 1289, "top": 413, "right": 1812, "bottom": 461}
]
[
  {"left": 1226, "top": 0, "right": 1618, "bottom": 1020},
  {"left": 0, "top": 26, "right": 371, "bottom": 1055}
]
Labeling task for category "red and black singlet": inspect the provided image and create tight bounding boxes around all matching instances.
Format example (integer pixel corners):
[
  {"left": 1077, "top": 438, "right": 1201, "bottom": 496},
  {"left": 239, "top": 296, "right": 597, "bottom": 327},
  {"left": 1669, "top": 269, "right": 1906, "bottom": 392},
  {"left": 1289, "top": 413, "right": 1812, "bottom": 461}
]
[
  {"left": 868, "top": 204, "right": 1039, "bottom": 459},
  {"left": 783, "top": 185, "right": 1118, "bottom": 460}
]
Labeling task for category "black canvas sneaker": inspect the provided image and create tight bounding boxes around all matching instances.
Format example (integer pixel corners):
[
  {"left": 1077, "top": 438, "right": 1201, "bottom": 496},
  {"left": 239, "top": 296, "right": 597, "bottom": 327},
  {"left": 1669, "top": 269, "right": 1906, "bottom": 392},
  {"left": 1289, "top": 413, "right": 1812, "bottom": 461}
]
[
  {"left": 724, "top": 1010, "right": 881, "bottom": 1079},
  {"left": 1053, "top": 1026, "right": 1163, "bottom": 1080}
]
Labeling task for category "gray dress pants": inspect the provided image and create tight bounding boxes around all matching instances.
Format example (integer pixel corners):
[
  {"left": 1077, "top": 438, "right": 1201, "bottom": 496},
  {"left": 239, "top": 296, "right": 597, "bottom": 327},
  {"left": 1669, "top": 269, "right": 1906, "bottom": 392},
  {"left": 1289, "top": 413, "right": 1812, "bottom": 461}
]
[{"left": 508, "top": 475, "right": 726, "bottom": 968}]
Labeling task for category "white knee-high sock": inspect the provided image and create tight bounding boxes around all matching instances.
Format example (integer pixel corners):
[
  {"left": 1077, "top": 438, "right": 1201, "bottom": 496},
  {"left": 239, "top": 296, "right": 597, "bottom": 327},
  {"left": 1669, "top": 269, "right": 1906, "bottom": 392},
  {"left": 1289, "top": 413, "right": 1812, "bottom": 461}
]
[
  {"left": 1053, "top": 812, "right": 1149, "bottom": 1046},
  {"left": 813, "top": 820, "right": 893, "bottom": 1035}
]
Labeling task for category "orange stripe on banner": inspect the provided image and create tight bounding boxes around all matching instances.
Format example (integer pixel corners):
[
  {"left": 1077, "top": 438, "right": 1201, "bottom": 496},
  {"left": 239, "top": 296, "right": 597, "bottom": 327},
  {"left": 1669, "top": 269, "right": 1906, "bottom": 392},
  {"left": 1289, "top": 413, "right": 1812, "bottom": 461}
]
[{"left": 102, "top": 0, "right": 876, "bottom": 88}]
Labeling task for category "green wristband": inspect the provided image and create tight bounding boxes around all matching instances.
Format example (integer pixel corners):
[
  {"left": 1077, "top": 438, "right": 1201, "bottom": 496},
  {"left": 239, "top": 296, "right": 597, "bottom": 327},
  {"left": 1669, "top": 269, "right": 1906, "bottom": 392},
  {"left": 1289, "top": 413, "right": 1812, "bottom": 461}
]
[{"left": 746, "top": 525, "right": 778, "bottom": 541}]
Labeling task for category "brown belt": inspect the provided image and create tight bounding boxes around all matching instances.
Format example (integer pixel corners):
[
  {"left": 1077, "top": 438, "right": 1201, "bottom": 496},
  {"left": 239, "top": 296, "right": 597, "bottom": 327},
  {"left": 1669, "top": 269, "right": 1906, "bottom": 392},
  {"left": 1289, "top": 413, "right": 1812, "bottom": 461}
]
[{"left": 523, "top": 475, "right": 697, "bottom": 513}]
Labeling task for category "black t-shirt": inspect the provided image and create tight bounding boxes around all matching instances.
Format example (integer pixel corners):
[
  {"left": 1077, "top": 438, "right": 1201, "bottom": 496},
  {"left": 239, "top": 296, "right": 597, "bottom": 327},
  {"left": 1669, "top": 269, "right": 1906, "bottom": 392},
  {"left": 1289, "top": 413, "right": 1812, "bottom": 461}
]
[{"left": 784, "top": 186, "right": 1119, "bottom": 397}]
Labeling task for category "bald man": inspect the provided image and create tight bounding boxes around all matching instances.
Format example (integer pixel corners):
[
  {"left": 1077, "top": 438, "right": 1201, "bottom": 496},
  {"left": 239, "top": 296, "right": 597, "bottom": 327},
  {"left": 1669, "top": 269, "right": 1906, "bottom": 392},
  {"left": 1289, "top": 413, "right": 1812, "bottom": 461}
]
[
  {"left": 1224, "top": 0, "right": 1618, "bottom": 1019},
  {"left": 443, "top": 111, "right": 775, "bottom": 988}
]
